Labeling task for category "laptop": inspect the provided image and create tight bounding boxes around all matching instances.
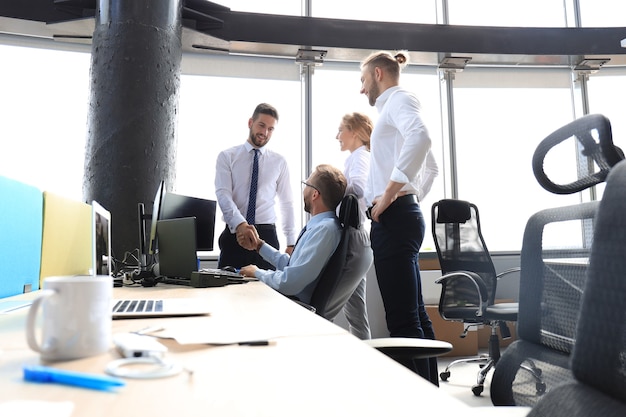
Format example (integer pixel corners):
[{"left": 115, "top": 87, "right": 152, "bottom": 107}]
[{"left": 112, "top": 297, "right": 210, "bottom": 319}]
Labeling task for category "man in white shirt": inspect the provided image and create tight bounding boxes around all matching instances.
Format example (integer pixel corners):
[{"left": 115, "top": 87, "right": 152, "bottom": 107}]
[
  {"left": 239, "top": 165, "right": 346, "bottom": 304},
  {"left": 215, "top": 103, "right": 297, "bottom": 270},
  {"left": 360, "top": 50, "right": 439, "bottom": 385}
]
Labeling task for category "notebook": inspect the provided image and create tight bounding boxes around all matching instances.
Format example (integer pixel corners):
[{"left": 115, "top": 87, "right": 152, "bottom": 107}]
[{"left": 112, "top": 297, "right": 211, "bottom": 319}]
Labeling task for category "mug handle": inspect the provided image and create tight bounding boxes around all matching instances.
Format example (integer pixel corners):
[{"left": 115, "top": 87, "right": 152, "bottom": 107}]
[{"left": 26, "top": 289, "right": 56, "bottom": 354}]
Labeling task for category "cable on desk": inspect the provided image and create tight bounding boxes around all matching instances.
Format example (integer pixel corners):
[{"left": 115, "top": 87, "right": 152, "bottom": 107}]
[{"left": 105, "top": 356, "right": 184, "bottom": 379}]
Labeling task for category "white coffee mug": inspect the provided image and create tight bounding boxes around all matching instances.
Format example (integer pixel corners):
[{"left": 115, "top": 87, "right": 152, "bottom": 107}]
[{"left": 26, "top": 275, "right": 112, "bottom": 361}]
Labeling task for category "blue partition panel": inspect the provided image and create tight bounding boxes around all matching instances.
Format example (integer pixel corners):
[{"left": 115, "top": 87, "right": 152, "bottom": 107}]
[{"left": 0, "top": 176, "right": 43, "bottom": 298}]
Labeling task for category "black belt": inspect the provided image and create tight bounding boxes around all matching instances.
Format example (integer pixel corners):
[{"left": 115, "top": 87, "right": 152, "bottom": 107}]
[
  {"left": 253, "top": 224, "right": 276, "bottom": 230},
  {"left": 392, "top": 194, "right": 419, "bottom": 206},
  {"left": 366, "top": 194, "right": 418, "bottom": 219},
  {"left": 224, "top": 224, "right": 275, "bottom": 234}
]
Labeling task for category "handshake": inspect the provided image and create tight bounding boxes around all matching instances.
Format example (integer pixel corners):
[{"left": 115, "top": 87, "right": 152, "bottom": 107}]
[{"left": 236, "top": 223, "right": 263, "bottom": 252}]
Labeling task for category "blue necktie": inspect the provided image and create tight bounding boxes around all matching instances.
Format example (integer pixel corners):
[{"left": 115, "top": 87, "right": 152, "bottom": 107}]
[{"left": 246, "top": 149, "right": 259, "bottom": 225}]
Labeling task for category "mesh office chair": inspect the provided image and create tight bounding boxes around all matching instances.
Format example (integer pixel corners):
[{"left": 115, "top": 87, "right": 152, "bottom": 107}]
[
  {"left": 309, "top": 193, "right": 371, "bottom": 320},
  {"left": 308, "top": 194, "right": 453, "bottom": 375},
  {"left": 526, "top": 159, "right": 626, "bottom": 417},
  {"left": 431, "top": 198, "right": 520, "bottom": 396},
  {"left": 490, "top": 113, "right": 624, "bottom": 407}
]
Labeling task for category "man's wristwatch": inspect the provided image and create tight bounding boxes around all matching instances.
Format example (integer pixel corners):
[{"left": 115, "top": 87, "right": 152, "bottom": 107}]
[{"left": 256, "top": 239, "right": 265, "bottom": 252}]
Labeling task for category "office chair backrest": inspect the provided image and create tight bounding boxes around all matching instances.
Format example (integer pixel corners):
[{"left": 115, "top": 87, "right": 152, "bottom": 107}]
[
  {"left": 533, "top": 113, "right": 623, "bottom": 195},
  {"left": 432, "top": 199, "right": 498, "bottom": 306},
  {"left": 525, "top": 158, "right": 626, "bottom": 417},
  {"left": 309, "top": 194, "right": 366, "bottom": 320},
  {"left": 572, "top": 159, "right": 626, "bottom": 401},
  {"left": 518, "top": 202, "right": 597, "bottom": 351},
  {"left": 491, "top": 114, "right": 618, "bottom": 407}
]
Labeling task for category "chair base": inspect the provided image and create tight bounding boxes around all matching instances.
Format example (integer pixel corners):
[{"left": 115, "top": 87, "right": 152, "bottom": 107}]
[
  {"left": 439, "top": 329, "right": 504, "bottom": 396},
  {"left": 439, "top": 354, "right": 495, "bottom": 396}
]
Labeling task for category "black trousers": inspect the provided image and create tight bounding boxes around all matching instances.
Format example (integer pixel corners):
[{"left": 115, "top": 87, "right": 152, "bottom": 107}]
[{"left": 217, "top": 224, "right": 279, "bottom": 270}]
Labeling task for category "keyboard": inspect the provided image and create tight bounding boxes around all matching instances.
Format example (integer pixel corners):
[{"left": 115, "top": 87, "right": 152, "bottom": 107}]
[{"left": 199, "top": 268, "right": 245, "bottom": 278}]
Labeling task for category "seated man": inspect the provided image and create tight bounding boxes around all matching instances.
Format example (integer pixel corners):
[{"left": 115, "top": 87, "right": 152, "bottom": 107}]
[{"left": 239, "top": 164, "right": 347, "bottom": 304}]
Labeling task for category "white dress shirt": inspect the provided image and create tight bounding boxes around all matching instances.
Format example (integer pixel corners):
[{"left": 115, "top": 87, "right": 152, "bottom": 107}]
[
  {"left": 417, "top": 149, "right": 439, "bottom": 201},
  {"left": 344, "top": 145, "right": 370, "bottom": 223},
  {"left": 215, "top": 142, "right": 297, "bottom": 245},
  {"left": 365, "top": 86, "right": 432, "bottom": 206}
]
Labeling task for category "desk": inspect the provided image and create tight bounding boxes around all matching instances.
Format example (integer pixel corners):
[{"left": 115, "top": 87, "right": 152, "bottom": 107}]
[{"left": 0, "top": 282, "right": 480, "bottom": 416}]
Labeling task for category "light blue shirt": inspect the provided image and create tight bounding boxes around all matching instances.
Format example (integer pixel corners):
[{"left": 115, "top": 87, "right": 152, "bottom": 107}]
[{"left": 254, "top": 211, "right": 341, "bottom": 303}]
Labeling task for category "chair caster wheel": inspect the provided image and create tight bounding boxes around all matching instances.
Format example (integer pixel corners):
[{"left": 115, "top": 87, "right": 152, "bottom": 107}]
[
  {"left": 440, "top": 371, "right": 450, "bottom": 381},
  {"left": 472, "top": 384, "right": 484, "bottom": 396}
]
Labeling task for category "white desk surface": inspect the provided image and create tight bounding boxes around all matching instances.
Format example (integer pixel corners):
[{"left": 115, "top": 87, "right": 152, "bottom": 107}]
[{"left": 0, "top": 282, "right": 525, "bottom": 416}]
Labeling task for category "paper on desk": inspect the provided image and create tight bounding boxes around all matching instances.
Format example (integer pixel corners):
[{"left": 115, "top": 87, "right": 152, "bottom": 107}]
[
  {"left": 0, "top": 400, "right": 73, "bottom": 417},
  {"left": 147, "top": 319, "right": 284, "bottom": 345}
]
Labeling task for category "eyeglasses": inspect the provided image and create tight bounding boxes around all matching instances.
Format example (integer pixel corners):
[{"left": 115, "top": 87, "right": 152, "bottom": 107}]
[{"left": 301, "top": 180, "right": 321, "bottom": 193}]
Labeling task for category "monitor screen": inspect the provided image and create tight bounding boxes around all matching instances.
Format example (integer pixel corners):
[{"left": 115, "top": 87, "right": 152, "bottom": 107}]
[
  {"left": 148, "top": 181, "right": 165, "bottom": 255},
  {"left": 92, "top": 200, "right": 112, "bottom": 276},
  {"left": 159, "top": 192, "right": 216, "bottom": 252}
]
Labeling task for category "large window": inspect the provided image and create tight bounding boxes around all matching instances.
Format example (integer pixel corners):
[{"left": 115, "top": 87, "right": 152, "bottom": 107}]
[
  {"left": 176, "top": 66, "right": 302, "bottom": 256},
  {"left": 447, "top": 0, "right": 567, "bottom": 26},
  {"left": 312, "top": 0, "right": 437, "bottom": 23},
  {"left": 452, "top": 67, "right": 576, "bottom": 251},
  {"left": 0, "top": 44, "right": 90, "bottom": 201}
]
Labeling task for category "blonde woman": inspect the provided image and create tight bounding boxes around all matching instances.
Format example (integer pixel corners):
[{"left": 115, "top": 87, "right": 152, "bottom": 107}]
[{"left": 335, "top": 112, "right": 375, "bottom": 339}]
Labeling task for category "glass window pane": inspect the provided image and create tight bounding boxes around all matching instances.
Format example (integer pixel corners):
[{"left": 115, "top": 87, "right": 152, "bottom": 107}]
[
  {"left": 586, "top": 69, "right": 626, "bottom": 199},
  {"left": 452, "top": 68, "right": 576, "bottom": 251},
  {"left": 312, "top": 0, "right": 438, "bottom": 23},
  {"left": 311, "top": 64, "right": 443, "bottom": 252},
  {"left": 447, "top": 0, "right": 566, "bottom": 27},
  {"left": 177, "top": 74, "right": 303, "bottom": 256},
  {"left": 0, "top": 44, "right": 89, "bottom": 201},
  {"left": 219, "top": 0, "right": 302, "bottom": 16},
  {"left": 579, "top": 0, "right": 626, "bottom": 27}
]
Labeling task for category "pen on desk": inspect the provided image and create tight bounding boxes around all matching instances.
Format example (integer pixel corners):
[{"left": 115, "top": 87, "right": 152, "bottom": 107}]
[
  {"left": 238, "top": 340, "right": 270, "bottom": 346},
  {"left": 23, "top": 365, "right": 126, "bottom": 391}
]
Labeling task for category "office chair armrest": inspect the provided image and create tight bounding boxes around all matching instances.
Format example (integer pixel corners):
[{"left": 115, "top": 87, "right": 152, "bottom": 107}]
[
  {"left": 496, "top": 267, "right": 521, "bottom": 281},
  {"left": 435, "top": 271, "right": 490, "bottom": 316}
]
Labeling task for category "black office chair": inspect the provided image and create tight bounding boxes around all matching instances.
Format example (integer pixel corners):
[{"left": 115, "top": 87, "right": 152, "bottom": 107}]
[
  {"left": 431, "top": 198, "right": 520, "bottom": 396},
  {"left": 526, "top": 159, "right": 626, "bottom": 417},
  {"left": 308, "top": 193, "right": 371, "bottom": 320},
  {"left": 491, "top": 113, "right": 624, "bottom": 407},
  {"left": 307, "top": 194, "right": 454, "bottom": 377}
]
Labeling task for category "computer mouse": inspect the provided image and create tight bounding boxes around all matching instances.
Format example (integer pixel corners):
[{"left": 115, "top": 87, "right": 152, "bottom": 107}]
[{"left": 222, "top": 266, "right": 237, "bottom": 273}]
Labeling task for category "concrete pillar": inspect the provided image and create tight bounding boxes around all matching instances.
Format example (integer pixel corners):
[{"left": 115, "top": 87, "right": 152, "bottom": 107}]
[{"left": 83, "top": 0, "right": 182, "bottom": 262}]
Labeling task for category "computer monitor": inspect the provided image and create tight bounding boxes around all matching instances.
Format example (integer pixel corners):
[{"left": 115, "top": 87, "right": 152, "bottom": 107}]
[
  {"left": 148, "top": 181, "right": 165, "bottom": 255},
  {"left": 159, "top": 192, "right": 216, "bottom": 252},
  {"left": 92, "top": 200, "right": 112, "bottom": 276}
]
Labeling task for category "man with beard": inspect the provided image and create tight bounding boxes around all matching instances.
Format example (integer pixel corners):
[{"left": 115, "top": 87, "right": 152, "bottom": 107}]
[
  {"left": 215, "top": 103, "right": 297, "bottom": 270},
  {"left": 359, "top": 51, "right": 439, "bottom": 385},
  {"left": 239, "top": 164, "right": 346, "bottom": 304}
]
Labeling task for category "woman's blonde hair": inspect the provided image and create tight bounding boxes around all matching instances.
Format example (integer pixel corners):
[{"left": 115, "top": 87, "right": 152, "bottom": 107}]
[{"left": 342, "top": 112, "right": 373, "bottom": 150}]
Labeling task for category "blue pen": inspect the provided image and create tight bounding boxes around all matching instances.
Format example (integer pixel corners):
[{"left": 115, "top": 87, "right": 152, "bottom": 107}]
[{"left": 23, "top": 365, "right": 126, "bottom": 391}]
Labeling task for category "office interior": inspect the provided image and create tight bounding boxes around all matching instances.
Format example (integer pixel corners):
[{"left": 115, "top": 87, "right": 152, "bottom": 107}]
[{"left": 1, "top": 0, "right": 625, "bottom": 400}]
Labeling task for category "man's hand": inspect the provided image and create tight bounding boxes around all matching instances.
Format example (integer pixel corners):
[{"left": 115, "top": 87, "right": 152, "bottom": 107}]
[
  {"left": 285, "top": 245, "right": 294, "bottom": 256},
  {"left": 240, "top": 264, "right": 259, "bottom": 277},
  {"left": 236, "top": 222, "right": 259, "bottom": 251}
]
